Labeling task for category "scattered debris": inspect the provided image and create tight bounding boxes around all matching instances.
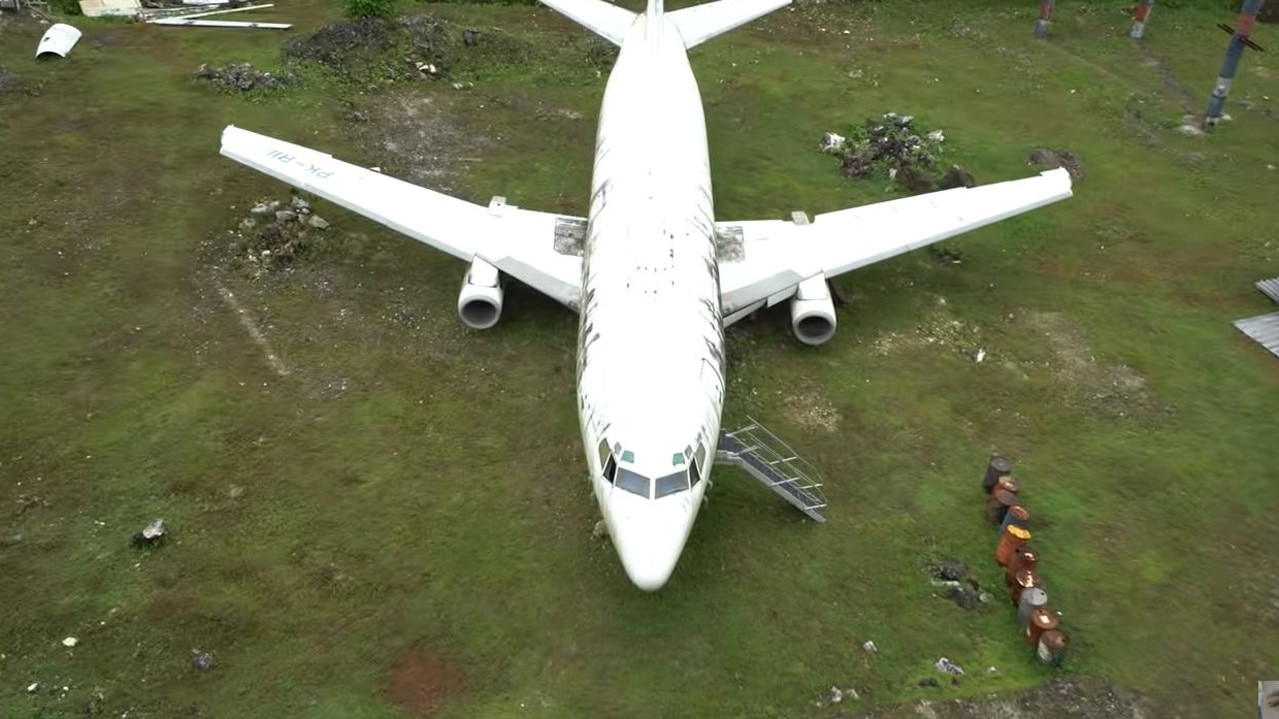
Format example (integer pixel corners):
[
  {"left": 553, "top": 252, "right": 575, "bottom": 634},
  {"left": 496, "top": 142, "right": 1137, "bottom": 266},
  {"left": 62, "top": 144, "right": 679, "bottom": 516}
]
[
  {"left": 15, "top": 494, "right": 50, "bottom": 514},
  {"left": 822, "top": 112, "right": 975, "bottom": 195},
  {"left": 35, "top": 23, "right": 82, "bottom": 59},
  {"left": 194, "top": 62, "right": 297, "bottom": 92},
  {"left": 819, "top": 131, "right": 845, "bottom": 153},
  {"left": 975, "top": 348, "right": 987, "bottom": 364},
  {"left": 591, "top": 519, "right": 609, "bottom": 539},
  {"left": 1026, "top": 147, "right": 1085, "bottom": 180},
  {"left": 462, "top": 28, "right": 479, "bottom": 46},
  {"left": 919, "top": 677, "right": 940, "bottom": 688},
  {"left": 62, "top": 637, "right": 79, "bottom": 647},
  {"left": 307, "top": 214, "right": 330, "bottom": 230},
  {"left": 935, "top": 657, "right": 965, "bottom": 675},
  {"left": 826, "top": 686, "right": 844, "bottom": 704},
  {"left": 862, "top": 640, "right": 877, "bottom": 654},
  {"left": 948, "top": 584, "right": 983, "bottom": 610},
  {"left": 130, "top": 518, "right": 167, "bottom": 547},
  {"left": 933, "top": 559, "right": 967, "bottom": 581},
  {"left": 192, "top": 651, "right": 214, "bottom": 671},
  {"left": 27, "top": 682, "right": 40, "bottom": 693}
]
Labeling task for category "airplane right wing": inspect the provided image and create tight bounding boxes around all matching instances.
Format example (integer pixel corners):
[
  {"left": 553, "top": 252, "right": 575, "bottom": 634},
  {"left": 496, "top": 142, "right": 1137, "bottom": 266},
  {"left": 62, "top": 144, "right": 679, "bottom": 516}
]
[{"left": 716, "top": 167, "right": 1073, "bottom": 323}]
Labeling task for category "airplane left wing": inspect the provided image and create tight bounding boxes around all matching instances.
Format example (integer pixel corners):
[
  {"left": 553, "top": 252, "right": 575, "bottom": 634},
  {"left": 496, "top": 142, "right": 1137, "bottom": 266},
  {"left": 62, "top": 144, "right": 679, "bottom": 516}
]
[
  {"left": 716, "top": 167, "right": 1073, "bottom": 324},
  {"left": 219, "top": 125, "right": 584, "bottom": 311}
]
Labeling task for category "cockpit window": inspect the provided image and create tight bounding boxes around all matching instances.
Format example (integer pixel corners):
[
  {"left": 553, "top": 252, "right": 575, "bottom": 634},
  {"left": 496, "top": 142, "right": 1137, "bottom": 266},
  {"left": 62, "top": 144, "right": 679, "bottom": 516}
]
[
  {"left": 654, "top": 469, "right": 689, "bottom": 499},
  {"left": 621, "top": 450, "right": 635, "bottom": 463},
  {"left": 689, "top": 458, "right": 701, "bottom": 486},
  {"left": 615, "top": 468, "right": 650, "bottom": 498},
  {"left": 603, "top": 454, "right": 617, "bottom": 483},
  {"left": 671, "top": 452, "right": 685, "bottom": 467}
]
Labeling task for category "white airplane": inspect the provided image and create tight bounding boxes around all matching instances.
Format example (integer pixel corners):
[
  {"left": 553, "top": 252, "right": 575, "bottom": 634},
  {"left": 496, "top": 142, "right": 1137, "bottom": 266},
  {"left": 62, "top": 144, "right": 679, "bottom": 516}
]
[{"left": 219, "top": 0, "right": 1072, "bottom": 591}]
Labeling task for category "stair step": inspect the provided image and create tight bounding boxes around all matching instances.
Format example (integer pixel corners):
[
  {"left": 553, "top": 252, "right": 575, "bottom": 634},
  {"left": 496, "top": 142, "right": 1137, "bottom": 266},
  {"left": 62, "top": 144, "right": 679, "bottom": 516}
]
[{"left": 716, "top": 418, "right": 828, "bottom": 523}]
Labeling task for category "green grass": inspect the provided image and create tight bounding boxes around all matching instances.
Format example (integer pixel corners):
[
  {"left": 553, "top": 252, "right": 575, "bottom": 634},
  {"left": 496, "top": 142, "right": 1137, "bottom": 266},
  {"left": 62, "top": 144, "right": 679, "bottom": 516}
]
[{"left": 2, "top": 1, "right": 1278, "bottom": 718}]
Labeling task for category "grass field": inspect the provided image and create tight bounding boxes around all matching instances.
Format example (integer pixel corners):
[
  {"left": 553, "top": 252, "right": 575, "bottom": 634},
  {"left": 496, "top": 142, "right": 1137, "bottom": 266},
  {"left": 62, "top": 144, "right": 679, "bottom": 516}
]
[{"left": 2, "top": 0, "right": 1278, "bottom": 717}]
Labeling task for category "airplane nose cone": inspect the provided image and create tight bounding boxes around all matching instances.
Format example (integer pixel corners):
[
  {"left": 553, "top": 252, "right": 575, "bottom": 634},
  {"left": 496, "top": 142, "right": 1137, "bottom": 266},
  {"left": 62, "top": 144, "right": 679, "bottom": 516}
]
[{"left": 609, "top": 509, "right": 690, "bottom": 592}]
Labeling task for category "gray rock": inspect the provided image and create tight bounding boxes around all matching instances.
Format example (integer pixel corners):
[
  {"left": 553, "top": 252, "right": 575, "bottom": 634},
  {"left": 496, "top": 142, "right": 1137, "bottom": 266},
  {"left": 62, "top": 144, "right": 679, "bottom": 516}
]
[
  {"left": 275, "top": 210, "right": 298, "bottom": 223},
  {"left": 307, "top": 214, "right": 330, "bottom": 230}
]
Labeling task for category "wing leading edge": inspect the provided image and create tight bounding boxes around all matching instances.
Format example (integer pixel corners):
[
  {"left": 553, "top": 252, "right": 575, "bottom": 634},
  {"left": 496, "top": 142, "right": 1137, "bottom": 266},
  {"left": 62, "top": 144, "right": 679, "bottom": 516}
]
[
  {"left": 219, "top": 125, "right": 584, "bottom": 311},
  {"left": 716, "top": 167, "right": 1074, "bottom": 322}
]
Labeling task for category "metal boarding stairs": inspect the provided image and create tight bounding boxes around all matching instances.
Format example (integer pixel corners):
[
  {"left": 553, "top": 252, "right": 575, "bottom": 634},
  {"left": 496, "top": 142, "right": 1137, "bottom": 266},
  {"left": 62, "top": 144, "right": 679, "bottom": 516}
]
[{"left": 716, "top": 417, "right": 829, "bottom": 523}]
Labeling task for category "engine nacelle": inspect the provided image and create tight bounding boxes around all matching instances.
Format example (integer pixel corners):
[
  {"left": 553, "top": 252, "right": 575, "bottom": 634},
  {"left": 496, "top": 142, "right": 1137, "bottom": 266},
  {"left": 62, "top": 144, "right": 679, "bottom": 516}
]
[
  {"left": 457, "top": 257, "right": 504, "bottom": 330},
  {"left": 789, "top": 274, "right": 837, "bottom": 346}
]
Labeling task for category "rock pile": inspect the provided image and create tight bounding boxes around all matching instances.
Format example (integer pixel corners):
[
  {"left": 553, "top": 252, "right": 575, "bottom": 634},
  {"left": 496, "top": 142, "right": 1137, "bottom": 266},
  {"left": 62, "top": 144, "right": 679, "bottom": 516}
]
[
  {"left": 229, "top": 196, "right": 331, "bottom": 275},
  {"left": 194, "top": 62, "right": 297, "bottom": 92}
]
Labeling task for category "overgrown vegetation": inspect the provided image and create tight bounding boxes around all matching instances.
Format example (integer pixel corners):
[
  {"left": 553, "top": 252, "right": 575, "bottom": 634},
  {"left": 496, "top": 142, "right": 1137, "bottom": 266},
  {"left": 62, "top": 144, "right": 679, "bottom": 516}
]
[
  {"left": 1, "top": 1, "right": 1277, "bottom": 718},
  {"left": 344, "top": 0, "right": 400, "bottom": 20}
]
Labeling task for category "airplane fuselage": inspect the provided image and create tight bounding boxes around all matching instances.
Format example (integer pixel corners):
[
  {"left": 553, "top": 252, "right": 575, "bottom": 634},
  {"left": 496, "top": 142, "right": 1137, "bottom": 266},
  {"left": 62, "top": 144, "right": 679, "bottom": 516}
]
[{"left": 575, "top": 11, "right": 726, "bottom": 591}]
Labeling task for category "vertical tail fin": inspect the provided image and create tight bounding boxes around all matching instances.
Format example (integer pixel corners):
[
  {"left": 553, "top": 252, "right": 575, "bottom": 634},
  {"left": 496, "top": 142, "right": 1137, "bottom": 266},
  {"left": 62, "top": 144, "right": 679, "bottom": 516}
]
[
  {"left": 667, "top": 0, "right": 791, "bottom": 49},
  {"left": 537, "top": 0, "right": 638, "bottom": 46}
]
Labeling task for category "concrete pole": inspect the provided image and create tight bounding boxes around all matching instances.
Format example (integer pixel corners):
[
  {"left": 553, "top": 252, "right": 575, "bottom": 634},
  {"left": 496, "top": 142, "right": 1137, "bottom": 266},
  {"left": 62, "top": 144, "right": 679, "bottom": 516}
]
[
  {"left": 1204, "top": 0, "right": 1266, "bottom": 129},
  {"left": 1130, "top": 0, "right": 1154, "bottom": 39},
  {"left": 1035, "top": 0, "right": 1056, "bottom": 39}
]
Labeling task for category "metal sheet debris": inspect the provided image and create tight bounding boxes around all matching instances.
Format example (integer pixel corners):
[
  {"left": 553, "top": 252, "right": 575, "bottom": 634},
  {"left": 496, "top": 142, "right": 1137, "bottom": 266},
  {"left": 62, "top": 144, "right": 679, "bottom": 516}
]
[
  {"left": 35, "top": 23, "right": 81, "bottom": 58},
  {"left": 150, "top": 18, "right": 291, "bottom": 28},
  {"left": 79, "top": 0, "right": 141, "bottom": 17}
]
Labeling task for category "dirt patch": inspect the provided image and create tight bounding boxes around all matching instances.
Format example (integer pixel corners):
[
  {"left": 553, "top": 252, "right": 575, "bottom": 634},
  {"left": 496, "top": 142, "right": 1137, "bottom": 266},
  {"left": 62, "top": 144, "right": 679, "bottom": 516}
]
[
  {"left": 849, "top": 676, "right": 1151, "bottom": 719},
  {"left": 1020, "top": 311, "right": 1144, "bottom": 393},
  {"left": 783, "top": 385, "right": 841, "bottom": 432},
  {"left": 355, "top": 91, "right": 492, "bottom": 195},
  {"left": 386, "top": 646, "right": 464, "bottom": 717},
  {"left": 871, "top": 298, "right": 982, "bottom": 360},
  {"left": 1026, "top": 148, "right": 1084, "bottom": 181}
]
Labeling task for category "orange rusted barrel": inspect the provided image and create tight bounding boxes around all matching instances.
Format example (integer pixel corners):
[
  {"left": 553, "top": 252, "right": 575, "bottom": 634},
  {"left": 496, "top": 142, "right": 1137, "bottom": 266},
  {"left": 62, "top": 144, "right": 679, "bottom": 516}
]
[
  {"left": 1005, "top": 545, "right": 1039, "bottom": 586},
  {"left": 986, "top": 489, "right": 1018, "bottom": 525},
  {"left": 998, "top": 505, "right": 1030, "bottom": 536},
  {"left": 1025, "top": 607, "right": 1059, "bottom": 647},
  {"left": 982, "top": 456, "right": 1012, "bottom": 494},
  {"left": 1010, "top": 568, "right": 1043, "bottom": 605},
  {"left": 1036, "top": 629, "right": 1068, "bottom": 666},
  {"left": 995, "top": 525, "right": 1031, "bottom": 566},
  {"left": 995, "top": 475, "right": 1020, "bottom": 496}
]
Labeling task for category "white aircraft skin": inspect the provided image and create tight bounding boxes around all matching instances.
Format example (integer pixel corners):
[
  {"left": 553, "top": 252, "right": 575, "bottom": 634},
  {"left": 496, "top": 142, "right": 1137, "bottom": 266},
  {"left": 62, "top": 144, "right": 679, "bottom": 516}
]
[
  {"left": 217, "top": 0, "right": 1073, "bottom": 593},
  {"left": 577, "top": 2, "right": 726, "bottom": 591}
]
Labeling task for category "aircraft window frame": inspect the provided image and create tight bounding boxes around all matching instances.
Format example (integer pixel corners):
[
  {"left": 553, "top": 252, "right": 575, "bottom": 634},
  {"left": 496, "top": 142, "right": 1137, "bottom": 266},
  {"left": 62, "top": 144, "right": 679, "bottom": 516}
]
[
  {"left": 689, "top": 458, "right": 701, "bottom": 486},
  {"left": 603, "top": 454, "right": 617, "bottom": 483},
  {"left": 654, "top": 468, "right": 690, "bottom": 499},
  {"left": 615, "top": 468, "right": 651, "bottom": 498}
]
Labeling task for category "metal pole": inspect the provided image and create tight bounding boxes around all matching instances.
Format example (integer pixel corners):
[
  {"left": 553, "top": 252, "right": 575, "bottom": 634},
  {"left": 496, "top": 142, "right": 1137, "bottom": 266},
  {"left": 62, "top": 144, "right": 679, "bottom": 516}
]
[
  {"left": 1035, "top": 0, "right": 1056, "bottom": 39},
  {"left": 1204, "top": 0, "right": 1266, "bottom": 129},
  {"left": 1130, "top": 0, "right": 1154, "bottom": 39}
]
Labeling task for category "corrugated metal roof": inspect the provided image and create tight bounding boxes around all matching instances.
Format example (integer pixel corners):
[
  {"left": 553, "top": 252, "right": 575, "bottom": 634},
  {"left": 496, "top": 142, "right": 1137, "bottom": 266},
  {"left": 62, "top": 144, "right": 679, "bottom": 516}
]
[
  {"left": 1235, "top": 311, "right": 1279, "bottom": 360},
  {"left": 1256, "top": 278, "right": 1279, "bottom": 305}
]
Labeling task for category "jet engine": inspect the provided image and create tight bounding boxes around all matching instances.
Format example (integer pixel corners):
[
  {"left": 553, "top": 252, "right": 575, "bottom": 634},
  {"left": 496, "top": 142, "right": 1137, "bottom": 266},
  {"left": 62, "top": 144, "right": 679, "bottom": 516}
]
[
  {"left": 457, "top": 257, "right": 504, "bottom": 330},
  {"left": 789, "top": 274, "right": 837, "bottom": 346}
]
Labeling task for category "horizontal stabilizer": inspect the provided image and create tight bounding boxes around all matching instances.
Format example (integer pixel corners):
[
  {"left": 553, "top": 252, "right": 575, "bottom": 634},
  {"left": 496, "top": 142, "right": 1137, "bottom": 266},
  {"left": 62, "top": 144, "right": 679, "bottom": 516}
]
[
  {"left": 538, "top": 0, "right": 637, "bottom": 46},
  {"left": 668, "top": 0, "right": 791, "bottom": 49}
]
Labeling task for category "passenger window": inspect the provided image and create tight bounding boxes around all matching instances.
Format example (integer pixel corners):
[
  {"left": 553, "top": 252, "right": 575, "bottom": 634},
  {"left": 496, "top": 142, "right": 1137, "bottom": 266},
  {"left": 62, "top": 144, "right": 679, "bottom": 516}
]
[
  {"left": 689, "top": 458, "right": 701, "bottom": 486},
  {"left": 615, "top": 468, "right": 650, "bottom": 498},
  {"left": 655, "top": 469, "right": 689, "bottom": 498}
]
